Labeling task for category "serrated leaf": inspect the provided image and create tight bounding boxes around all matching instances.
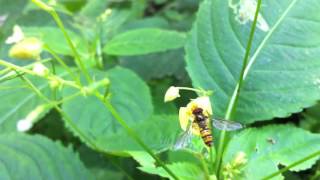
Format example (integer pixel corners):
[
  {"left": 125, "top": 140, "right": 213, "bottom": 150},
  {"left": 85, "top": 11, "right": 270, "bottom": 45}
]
[
  {"left": 186, "top": 0, "right": 320, "bottom": 123},
  {"left": 0, "top": 68, "right": 68, "bottom": 133},
  {"left": 0, "top": 133, "right": 92, "bottom": 180},
  {"left": 104, "top": 28, "right": 186, "bottom": 56},
  {"left": 223, "top": 125, "right": 320, "bottom": 180}
]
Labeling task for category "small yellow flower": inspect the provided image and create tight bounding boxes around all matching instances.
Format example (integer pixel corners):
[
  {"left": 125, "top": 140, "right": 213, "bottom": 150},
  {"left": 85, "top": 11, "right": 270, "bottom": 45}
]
[
  {"left": 164, "top": 86, "right": 180, "bottom": 102},
  {"left": 179, "top": 96, "right": 212, "bottom": 135},
  {"left": 9, "top": 37, "right": 43, "bottom": 60}
]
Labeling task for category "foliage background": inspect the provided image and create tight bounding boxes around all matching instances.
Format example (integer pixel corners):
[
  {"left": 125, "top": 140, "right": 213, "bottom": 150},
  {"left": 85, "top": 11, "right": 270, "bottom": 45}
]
[{"left": 0, "top": 0, "right": 320, "bottom": 179}]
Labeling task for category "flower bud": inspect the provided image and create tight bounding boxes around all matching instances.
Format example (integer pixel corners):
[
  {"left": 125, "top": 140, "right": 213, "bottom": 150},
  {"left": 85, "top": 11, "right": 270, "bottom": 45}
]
[
  {"left": 49, "top": 78, "right": 63, "bottom": 90},
  {"left": 9, "top": 37, "right": 43, "bottom": 60},
  {"left": 164, "top": 86, "right": 180, "bottom": 102},
  {"left": 32, "top": 62, "right": 49, "bottom": 77},
  {"left": 16, "top": 104, "right": 49, "bottom": 132},
  {"left": 17, "top": 119, "right": 33, "bottom": 132}
]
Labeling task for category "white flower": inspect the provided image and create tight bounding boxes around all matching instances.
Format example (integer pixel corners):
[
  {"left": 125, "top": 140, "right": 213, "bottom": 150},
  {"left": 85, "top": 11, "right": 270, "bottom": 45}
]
[
  {"left": 17, "top": 119, "right": 33, "bottom": 132},
  {"left": 33, "top": 62, "right": 49, "bottom": 76},
  {"left": 164, "top": 86, "right": 180, "bottom": 102},
  {"left": 5, "top": 25, "right": 24, "bottom": 44}
]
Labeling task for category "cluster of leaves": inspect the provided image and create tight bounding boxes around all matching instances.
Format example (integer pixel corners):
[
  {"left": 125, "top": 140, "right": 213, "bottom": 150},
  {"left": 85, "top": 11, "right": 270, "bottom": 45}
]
[{"left": 0, "top": 0, "right": 320, "bottom": 180}]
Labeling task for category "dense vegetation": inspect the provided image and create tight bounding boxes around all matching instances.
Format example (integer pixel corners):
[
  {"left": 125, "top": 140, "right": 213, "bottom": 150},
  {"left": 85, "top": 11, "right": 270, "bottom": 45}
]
[{"left": 0, "top": 0, "right": 320, "bottom": 179}]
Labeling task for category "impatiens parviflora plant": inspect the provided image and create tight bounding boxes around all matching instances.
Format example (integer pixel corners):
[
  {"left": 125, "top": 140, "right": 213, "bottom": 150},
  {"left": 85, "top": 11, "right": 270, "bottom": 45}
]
[{"left": 0, "top": 0, "right": 181, "bottom": 179}]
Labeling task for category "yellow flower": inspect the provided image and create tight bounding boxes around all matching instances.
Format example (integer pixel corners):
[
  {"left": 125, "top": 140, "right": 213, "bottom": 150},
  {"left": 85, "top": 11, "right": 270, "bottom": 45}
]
[
  {"left": 164, "top": 86, "right": 180, "bottom": 102},
  {"left": 9, "top": 37, "right": 43, "bottom": 60},
  {"left": 179, "top": 96, "right": 212, "bottom": 135}
]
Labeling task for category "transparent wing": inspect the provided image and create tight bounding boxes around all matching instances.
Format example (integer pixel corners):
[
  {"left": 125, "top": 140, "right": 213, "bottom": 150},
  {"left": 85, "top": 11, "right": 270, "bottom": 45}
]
[
  {"left": 173, "top": 120, "right": 193, "bottom": 150},
  {"left": 212, "top": 118, "right": 243, "bottom": 131}
]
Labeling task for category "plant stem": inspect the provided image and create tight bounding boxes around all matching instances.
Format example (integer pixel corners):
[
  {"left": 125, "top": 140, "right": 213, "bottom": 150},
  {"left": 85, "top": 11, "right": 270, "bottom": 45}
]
[
  {"left": 262, "top": 150, "right": 320, "bottom": 180},
  {"left": 31, "top": 0, "right": 92, "bottom": 83},
  {"left": 95, "top": 93, "right": 179, "bottom": 180},
  {"left": 215, "top": 0, "right": 262, "bottom": 177},
  {"left": 44, "top": 45, "right": 79, "bottom": 84},
  {"left": 0, "top": 60, "right": 81, "bottom": 90},
  {"left": 199, "top": 154, "right": 210, "bottom": 180}
]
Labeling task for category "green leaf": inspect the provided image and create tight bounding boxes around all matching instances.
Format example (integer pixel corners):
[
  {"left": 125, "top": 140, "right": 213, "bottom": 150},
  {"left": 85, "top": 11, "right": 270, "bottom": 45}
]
[
  {"left": 223, "top": 125, "right": 320, "bottom": 180},
  {"left": 0, "top": 133, "right": 92, "bottom": 180},
  {"left": 96, "top": 115, "right": 180, "bottom": 154},
  {"left": 0, "top": 68, "right": 68, "bottom": 133},
  {"left": 139, "top": 162, "right": 206, "bottom": 180},
  {"left": 186, "top": 0, "right": 320, "bottom": 123},
  {"left": 104, "top": 28, "right": 186, "bottom": 56},
  {"left": 120, "top": 49, "right": 186, "bottom": 80},
  {"left": 62, "top": 67, "right": 180, "bottom": 154}
]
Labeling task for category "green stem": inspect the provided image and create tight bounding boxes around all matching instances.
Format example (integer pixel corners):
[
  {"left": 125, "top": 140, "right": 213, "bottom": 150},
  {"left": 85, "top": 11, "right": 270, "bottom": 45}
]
[
  {"left": 215, "top": 0, "right": 262, "bottom": 177},
  {"left": 44, "top": 45, "right": 79, "bottom": 84},
  {"left": 199, "top": 154, "right": 210, "bottom": 180},
  {"left": 95, "top": 93, "right": 179, "bottom": 180},
  {"left": 262, "top": 150, "right": 320, "bottom": 180},
  {"left": 17, "top": 73, "right": 99, "bottom": 149},
  {"left": 0, "top": 60, "right": 81, "bottom": 90},
  {"left": 31, "top": 0, "right": 92, "bottom": 83}
]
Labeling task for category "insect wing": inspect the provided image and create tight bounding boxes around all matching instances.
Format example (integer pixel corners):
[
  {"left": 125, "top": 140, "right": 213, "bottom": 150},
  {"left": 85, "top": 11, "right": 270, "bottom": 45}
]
[
  {"left": 173, "top": 120, "right": 194, "bottom": 150},
  {"left": 173, "top": 128, "right": 193, "bottom": 150},
  {"left": 212, "top": 118, "right": 243, "bottom": 131}
]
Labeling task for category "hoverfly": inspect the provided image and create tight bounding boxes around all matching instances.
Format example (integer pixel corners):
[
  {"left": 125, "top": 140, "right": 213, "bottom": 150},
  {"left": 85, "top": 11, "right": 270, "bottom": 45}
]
[{"left": 174, "top": 107, "right": 243, "bottom": 150}]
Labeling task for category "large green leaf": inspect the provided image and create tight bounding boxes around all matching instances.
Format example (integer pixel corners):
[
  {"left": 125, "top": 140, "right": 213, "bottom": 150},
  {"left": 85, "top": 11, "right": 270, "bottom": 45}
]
[
  {"left": 0, "top": 133, "right": 92, "bottom": 180},
  {"left": 223, "top": 125, "right": 320, "bottom": 180},
  {"left": 104, "top": 28, "right": 186, "bottom": 56},
  {"left": 186, "top": 0, "right": 320, "bottom": 123},
  {"left": 0, "top": 68, "right": 68, "bottom": 133},
  {"left": 62, "top": 67, "right": 181, "bottom": 154}
]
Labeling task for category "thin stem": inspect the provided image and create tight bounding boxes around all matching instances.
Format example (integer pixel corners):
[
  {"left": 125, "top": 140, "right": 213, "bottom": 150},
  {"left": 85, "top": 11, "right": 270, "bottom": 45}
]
[
  {"left": 17, "top": 73, "right": 98, "bottom": 149},
  {"left": 262, "top": 150, "right": 320, "bottom": 180},
  {"left": 95, "top": 93, "right": 179, "bottom": 180},
  {"left": 31, "top": 0, "right": 92, "bottom": 83},
  {"left": 199, "top": 154, "right": 210, "bottom": 180},
  {"left": 44, "top": 44, "right": 79, "bottom": 84},
  {"left": 215, "top": 0, "right": 262, "bottom": 177},
  {"left": 0, "top": 60, "right": 81, "bottom": 90}
]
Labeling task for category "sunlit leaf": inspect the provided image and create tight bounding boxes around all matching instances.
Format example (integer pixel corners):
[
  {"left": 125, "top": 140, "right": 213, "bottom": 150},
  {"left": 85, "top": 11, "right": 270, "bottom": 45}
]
[
  {"left": 104, "top": 28, "right": 186, "bottom": 56},
  {"left": 223, "top": 125, "right": 320, "bottom": 180},
  {"left": 0, "top": 133, "right": 92, "bottom": 179},
  {"left": 186, "top": 0, "right": 320, "bottom": 123}
]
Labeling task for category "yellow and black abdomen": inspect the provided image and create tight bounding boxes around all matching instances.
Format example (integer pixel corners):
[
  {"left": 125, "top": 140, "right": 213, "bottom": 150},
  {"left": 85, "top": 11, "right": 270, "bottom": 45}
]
[{"left": 200, "top": 127, "right": 213, "bottom": 147}]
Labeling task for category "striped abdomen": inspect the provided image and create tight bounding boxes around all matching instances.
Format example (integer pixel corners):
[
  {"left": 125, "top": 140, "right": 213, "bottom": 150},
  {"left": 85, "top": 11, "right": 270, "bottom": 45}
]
[{"left": 200, "top": 127, "right": 213, "bottom": 147}]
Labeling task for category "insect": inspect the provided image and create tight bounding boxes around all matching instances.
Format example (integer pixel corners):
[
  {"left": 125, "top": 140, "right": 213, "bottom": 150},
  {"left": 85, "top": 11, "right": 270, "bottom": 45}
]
[{"left": 174, "top": 107, "right": 243, "bottom": 150}]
